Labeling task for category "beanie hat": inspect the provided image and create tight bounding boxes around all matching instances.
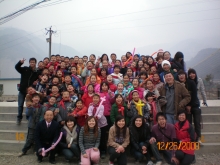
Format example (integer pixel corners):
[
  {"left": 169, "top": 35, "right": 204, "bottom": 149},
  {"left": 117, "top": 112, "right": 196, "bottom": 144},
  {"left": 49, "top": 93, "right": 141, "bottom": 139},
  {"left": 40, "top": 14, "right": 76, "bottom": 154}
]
[{"left": 162, "top": 60, "right": 171, "bottom": 68}]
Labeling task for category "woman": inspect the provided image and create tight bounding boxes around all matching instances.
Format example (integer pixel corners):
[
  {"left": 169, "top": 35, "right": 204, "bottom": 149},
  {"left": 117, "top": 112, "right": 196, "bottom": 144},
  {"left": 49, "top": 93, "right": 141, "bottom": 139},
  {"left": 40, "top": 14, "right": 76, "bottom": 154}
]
[
  {"left": 173, "top": 51, "right": 186, "bottom": 72},
  {"left": 177, "top": 70, "right": 201, "bottom": 143},
  {"left": 173, "top": 110, "right": 195, "bottom": 165},
  {"left": 107, "top": 115, "right": 130, "bottom": 165},
  {"left": 188, "top": 68, "right": 207, "bottom": 106},
  {"left": 110, "top": 94, "right": 130, "bottom": 125},
  {"left": 59, "top": 116, "right": 80, "bottom": 162},
  {"left": 129, "top": 115, "right": 153, "bottom": 165},
  {"left": 79, "top": 116, "right": 101, "bottom": 165}
]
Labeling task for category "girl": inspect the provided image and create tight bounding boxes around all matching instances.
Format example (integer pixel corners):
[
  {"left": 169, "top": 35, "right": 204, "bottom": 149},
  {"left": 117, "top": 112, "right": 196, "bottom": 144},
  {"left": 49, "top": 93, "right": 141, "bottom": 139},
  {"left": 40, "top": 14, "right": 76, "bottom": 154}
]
[
  {"left": 111, "top": 65, "right": 123, "bottom": 85},
  {"left": 60, "top": 75, "right": 73, "bottom": 92},
  {"left": 82, "top": 84, "right": 95, "bottom": 108},
  {"left": 110, "top": 94, "right": 130, "bottom": 125},
  {"left": 156, "top": 56, "right": 164, "bottom": 74},
  {"left": 128, "top": 78, "right": 144, "bottom": 101},
  {"left": 70, "top": 99, "right": 87, "bottom": 127},
  {"left": 143, "top": 63, "right": 150, "bottom": 75},
  {"left": 136, "top": 60, "right": 144, "bottom": 75},
  {"left": 79, "top": 116, "right": 101, "bottom": 165},
  {"left": 56, "top": 70, "right": 64, "bottom": 83},
  {"left": 107, "top": 115, "right": 130, "bottom": 165},
  {"left": 130, "top": 61, "right": 137, "bottom": 77},
  {"left": 84, "top": 75, "right": 100, "bottom": 93},
  {"left": 81, "top": 61, "right": 94, "bottom": 83},
  {"left": 139, "top": 72, "right": 149, "bottom": 88},
  {"left": 88, "top": 94, "right": 108, "bottom": 158},
  {"left": 71, "top": 66, "right": 83, "bottom": 92},
  {"left": 59, "top": 116, "right": 80, "bottom": 162},
  {"left": 85, "top": 68, "right": 101, "bottom": 85},
  {"left": 127, "top": 90, "right": 150, "bottom": 124},
  {"left": 143, "top": 80, "right": 160, "bottom": 98},
  {"left": 152, "top": 72, "right": 164, "bottom": 89},
  {"left": 123, "top": 74, "right": 133, "bottom": 92},
  {"left": 147, "top": 56, "right": 156, "bottom": 68},
  {"left": 77, "top": 58, "right": 85, "bottom": 75},
  {"left": 173, "top": 51, "right": 186, "bottom": 72},
  {"left": 67, "top": 84, "right": 78, "bottom": 104},
  {"left": 115, "top": 83, "right": 126, "bottom": 99},
  {"left": 126, "top": 68, "right": 134, "bottom": 82},
  {"left": 107, "top": 75, "right": 117, "bottom": 92},
  {"left": 99, "top": 68, "right": 108, "bottom": 82},
  {"left": 129, "top": 115, "right": 153, "bottom": 165},
  {"left": 48, "top": 85, "right": 61, "bottom": 103}
]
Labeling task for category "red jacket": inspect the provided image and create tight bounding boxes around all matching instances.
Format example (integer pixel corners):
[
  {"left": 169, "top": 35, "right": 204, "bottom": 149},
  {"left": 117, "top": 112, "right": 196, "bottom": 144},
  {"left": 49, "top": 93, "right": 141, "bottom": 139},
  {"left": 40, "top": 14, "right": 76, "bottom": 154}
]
[
  {"left": 70, "top": 106, "right": 87, "bottom": 127},
  {"left": 81, "top": 92, "right": 93, "bottom": 108},
  {"left": 175, "top": 120, "right": 195, "bottom": 155},
  {"left": 108, "top": 82, "right": 117, "bottom": 92}
]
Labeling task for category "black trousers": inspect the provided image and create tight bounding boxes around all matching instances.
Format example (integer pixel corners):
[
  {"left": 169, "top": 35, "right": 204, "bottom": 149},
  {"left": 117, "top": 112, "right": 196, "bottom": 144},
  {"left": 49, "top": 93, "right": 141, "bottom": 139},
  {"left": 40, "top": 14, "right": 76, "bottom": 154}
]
[
  {"left": 187, "top": 107, "right": 201, "bottom": 139},
  {"left": 175, "top": 150, "right": 194, "bottom": 165},
  {"left": 22, "top": 128, "right": 35, "bottom": 153},
  {"left": 37, "top": 143, "right": 56, "bottom": 161},
  {"left": 108, "top": 146, "right": 127, "bottom": 165}
]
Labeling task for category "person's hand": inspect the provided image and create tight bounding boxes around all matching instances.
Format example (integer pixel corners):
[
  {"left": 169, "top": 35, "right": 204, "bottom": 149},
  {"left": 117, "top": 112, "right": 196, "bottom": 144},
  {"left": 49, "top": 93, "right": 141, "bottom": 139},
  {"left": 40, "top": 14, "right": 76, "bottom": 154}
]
[
  {"left": 83, "top": 154, "right": 88, "bottom": 158},
  {"left": 93, "top": 148, "right": 98, "bottom": 151},
  {"left": 33, "top": 80, "right": 38, "bottom": 86},
  {"left": 142, "top": 150, "right": 147, "bottom": 154},
  {"left": 118, "top": 146, "right": 124, "bottom": 152},
  {"left": 202, "top": 102, "right": 208, "bottom": 107},
  {"left": 149, "top": 137, "right": 156, "bottom": 144},
  {"left": 68, "top": 144, "right": 71, "bottom": 148},
  {"left": 51, "top": 144, "right": 55, "bottom": 150},
  {"left": 186, "top": 106, "right": 191, "bottom": 114},
  {"left": 173, "top": 69, "right": 177, "bottom": 72},
  {"left": 127, "top": 101, "right": 131, "bottom": 109},
  {"left": 171, "top": 157, "right": 179, "bottom": 165},
  {"left": 142, "top": 146, "right": 147, "bottom": 151},
  {"left": 20, "top": 58, "right": 26, "bottom": 64}
]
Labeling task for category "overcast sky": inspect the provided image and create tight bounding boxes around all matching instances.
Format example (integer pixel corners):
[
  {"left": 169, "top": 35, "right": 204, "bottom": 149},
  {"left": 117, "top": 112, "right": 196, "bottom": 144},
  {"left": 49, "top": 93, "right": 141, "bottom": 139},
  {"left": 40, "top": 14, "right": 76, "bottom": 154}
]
[{"left": 1, "top": 0, "right": 220, "bottom": 57}]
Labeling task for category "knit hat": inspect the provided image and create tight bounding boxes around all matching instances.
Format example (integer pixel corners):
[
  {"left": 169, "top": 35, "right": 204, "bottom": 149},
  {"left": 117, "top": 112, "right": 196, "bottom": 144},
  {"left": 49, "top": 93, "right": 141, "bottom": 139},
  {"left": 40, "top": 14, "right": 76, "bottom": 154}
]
[{"left": 162, "top": 60, "right": 171, "bottom": 68}]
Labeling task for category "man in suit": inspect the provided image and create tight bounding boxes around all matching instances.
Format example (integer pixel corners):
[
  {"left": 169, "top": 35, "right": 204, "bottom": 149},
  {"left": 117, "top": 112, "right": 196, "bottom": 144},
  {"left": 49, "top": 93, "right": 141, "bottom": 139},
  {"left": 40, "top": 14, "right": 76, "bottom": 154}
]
[{"left": 35, "top": 110, "right": 60, "bottom": 164}]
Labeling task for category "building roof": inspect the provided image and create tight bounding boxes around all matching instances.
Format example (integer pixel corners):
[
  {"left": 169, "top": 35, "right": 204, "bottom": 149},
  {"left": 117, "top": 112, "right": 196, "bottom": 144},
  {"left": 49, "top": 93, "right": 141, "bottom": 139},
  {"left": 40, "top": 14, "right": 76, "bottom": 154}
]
[{"left": 0, "top": 78, "right": 20, "bottom": 80}]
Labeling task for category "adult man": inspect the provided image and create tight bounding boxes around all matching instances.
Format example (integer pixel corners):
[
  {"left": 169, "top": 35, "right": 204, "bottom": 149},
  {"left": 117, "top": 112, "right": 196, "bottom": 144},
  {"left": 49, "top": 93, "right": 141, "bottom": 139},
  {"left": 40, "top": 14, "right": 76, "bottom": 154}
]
[
  {"left": 159, "top": 60, "right": 177, "bottom": 83},
  {"left": 35, "top": 110, "right": 59, "bottom": 164},
  {"left": 15, "top": 57, "right": 39, "bottom": 125},
  {"left": 149, "top": 112, "right": 177, "bottom": 165},
  {"left": 158, "top": 72, "right": 191, "bottom": 124}
]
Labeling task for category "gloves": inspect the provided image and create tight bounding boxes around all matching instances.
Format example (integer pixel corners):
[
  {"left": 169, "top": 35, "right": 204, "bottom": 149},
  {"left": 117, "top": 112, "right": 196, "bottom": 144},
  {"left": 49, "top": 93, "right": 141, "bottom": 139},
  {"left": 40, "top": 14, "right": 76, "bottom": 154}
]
[{"left": 202, "top": 102, "right": 208, "bottom": 107}]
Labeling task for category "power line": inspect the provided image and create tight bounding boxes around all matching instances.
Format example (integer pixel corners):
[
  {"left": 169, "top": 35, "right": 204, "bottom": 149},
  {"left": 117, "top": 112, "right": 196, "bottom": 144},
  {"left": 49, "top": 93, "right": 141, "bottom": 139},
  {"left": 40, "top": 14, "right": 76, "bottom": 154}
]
[{"left": 33, "top": 0, "right": 72, "bottom": 9}]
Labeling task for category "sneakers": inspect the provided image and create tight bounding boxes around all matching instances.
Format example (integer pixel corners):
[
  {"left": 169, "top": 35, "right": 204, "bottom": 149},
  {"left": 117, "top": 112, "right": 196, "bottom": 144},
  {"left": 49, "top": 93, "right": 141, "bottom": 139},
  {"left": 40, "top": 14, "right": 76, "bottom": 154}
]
[
  {"left": 16, "top": 119, "right": 21, "bottom": 125},
  {"left": 155, "top": 161, "right": 162, "bottom": 165},
  {"left": 18, "top": 152, "right": 26, "bottom": 157},
  {"left": 198, "top": 138, "right": 203, "bottom": 146},
  {"left": 147, "top": 161, "right": 154, "bottom": 165},
  {"left": 109, "top": 161, "right": 114, "bottom": 165}
]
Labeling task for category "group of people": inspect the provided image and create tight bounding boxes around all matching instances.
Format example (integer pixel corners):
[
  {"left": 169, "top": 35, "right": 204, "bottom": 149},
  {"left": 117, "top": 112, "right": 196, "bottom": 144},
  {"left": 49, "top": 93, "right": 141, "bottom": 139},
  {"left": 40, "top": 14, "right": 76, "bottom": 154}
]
[{"left": 15, "top": 50, "right": 207, "bottom": 165}]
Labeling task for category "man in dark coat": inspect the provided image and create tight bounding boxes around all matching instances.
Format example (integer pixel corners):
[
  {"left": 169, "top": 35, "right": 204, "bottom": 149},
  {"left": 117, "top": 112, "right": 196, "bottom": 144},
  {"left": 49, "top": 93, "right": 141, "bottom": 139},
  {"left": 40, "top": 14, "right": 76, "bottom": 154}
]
[
  {"left": 15, "top": 57, "right": 39, "bottom": 124},
  {"left": 35, "top": 110, "right": 60, "bottom": 164}
]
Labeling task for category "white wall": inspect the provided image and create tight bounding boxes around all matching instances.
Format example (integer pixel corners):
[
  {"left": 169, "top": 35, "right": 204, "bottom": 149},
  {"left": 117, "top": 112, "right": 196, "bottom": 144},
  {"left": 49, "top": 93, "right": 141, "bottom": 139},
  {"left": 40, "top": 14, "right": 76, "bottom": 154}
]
[{"left": 0, "top": 80, "right": 20, "bottom": 95}]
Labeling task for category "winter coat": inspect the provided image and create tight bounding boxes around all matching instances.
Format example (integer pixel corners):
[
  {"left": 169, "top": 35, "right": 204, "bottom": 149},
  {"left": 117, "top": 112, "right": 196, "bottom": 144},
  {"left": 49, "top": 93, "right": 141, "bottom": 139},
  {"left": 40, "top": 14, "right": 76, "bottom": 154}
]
[
  {"left": 110, "top": 103, "right": 130, "bottom": 125},
  {"left": 70, "top": 106, "right": 88, "bottom": 127}
]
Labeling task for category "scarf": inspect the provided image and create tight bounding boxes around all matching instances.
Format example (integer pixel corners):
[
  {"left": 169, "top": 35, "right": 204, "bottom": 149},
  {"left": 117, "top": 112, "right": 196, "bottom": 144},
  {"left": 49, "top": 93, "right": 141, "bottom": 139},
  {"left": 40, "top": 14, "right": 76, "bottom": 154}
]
[
  {"left": 153, "top": 79, "right": 161, "bottom": 86},
  {"left": 134, "top": 99, "right": 144, "bottom": 116},
  {"left": 63, "top": 125, "right": 77, "bottom": 144},
  {"left": 92, "top": 102, "right": 100, "bottom": 116},
  {"left": 50, "top": 93, "right": 60, "bottom": 98},
  {"left": 71, "top": 74, "right": 83, "bottom": 87},
  {"left": 149, "top": 101, "right": 157, "bottom": 125},
  {"left": 116, "top": 103, "right": 124, "bottom": 116},
  {"left": 59, "top": 98, "right": 70, "bottom": 109}
]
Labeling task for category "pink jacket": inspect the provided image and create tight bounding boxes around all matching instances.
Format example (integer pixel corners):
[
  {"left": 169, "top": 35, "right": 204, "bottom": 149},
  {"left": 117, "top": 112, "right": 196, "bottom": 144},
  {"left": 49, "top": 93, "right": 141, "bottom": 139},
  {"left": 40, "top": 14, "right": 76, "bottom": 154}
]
[
  {"left": 84, "top": 83, "right": 100, "bottom": 94},
  {"left": 99, "top": 92, "right": 115, "bottom": 116},
  {"left": 128, "top": 87, "right": 144, "bottom": 101}
]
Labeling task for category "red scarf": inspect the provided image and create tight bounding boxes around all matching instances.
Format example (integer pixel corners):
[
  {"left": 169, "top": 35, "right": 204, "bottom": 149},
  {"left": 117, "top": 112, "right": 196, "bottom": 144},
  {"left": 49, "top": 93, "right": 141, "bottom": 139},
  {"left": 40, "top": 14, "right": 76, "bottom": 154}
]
[
  {"left": 92, "top": 102, "right": 100, "bottom": 116},
  {"left": 71, "top": 74, "right": 83, "bottom": 87},
  {"left": 33, "top": 103, "right": 40, "bottom": 108},
  {"left": 152, "top": 79, "right": 161, "bottom": 86},
  {"left": 59, "top": 98, "right": 70, "bottom": 109},
  {"left": 116, "top": 103, "right": 124, "bottom": 116},
  {"left": 149, "top": 101, "right": 157, "bottom": 125}
]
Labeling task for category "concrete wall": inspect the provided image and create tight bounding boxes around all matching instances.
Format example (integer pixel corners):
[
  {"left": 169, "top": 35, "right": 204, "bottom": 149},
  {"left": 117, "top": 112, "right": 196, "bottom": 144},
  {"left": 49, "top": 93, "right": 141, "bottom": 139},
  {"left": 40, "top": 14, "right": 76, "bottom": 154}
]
[{"left": 0, "top": 79, "right": 20, "bottom": 95}]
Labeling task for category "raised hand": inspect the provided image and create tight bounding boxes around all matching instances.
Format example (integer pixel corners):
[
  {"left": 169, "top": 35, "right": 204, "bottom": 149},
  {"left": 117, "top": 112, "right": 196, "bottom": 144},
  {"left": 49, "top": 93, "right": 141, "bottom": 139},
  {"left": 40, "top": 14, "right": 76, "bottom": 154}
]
[
  {"left": 20, "top": 58, "right": 26, "bottom": 64},
  {"left": 127, "top": 101, "right": 131, "bottom": 109}
]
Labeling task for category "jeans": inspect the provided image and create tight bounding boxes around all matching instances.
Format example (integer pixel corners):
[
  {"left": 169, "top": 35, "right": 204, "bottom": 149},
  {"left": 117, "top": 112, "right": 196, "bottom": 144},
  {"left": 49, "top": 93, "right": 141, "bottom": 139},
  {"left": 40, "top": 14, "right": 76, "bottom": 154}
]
[
  {"left": 166, "top": 114, "right": 176, "bottom": 125},
  {"left": 17, "top": 91, "right": 26, "bottom": 120},
  {"left": 175, "top": 150, "right": 194, "bottom": 165},
  {"left": 108, "top": 146, "right": 127, "bottom": 165},
  {"left": 187, "top": 107, "right": 201, "bottom": 139},
  {"left": 150, "top": 142, "right": 176, "bottom": 165},
  {"left": 22, "top": 128, "right": 35, "bottom": 153},
  {"left": 62, "top": 143, "right": 80, "bottom": 160},
  {"left": 131, "top": 142, "right": 151, "bottom": 163}
]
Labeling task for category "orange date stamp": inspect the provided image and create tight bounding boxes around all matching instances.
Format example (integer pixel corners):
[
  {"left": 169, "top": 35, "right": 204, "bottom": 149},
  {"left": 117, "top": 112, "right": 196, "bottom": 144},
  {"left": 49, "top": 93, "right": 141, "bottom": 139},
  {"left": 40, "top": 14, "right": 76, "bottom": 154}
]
[{"left": 157, "top": 142, "right": 200, "bottom": 150}]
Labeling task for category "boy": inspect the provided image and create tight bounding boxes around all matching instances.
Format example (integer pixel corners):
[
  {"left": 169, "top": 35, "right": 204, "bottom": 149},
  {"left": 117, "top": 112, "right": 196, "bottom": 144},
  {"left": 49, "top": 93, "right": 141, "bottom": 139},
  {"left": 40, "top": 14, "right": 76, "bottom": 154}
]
[
  {"left": 43, "top": 96, "right": 59, "bottom": 121},
  {"left": 35, "top": 75, "right": 48, "bottom": 93},
  {"left": 111, "top": 65, "right": 123, "bottom": 85},
  {"left": 18, "top": 93, "right": 44, "bottom": 157}
]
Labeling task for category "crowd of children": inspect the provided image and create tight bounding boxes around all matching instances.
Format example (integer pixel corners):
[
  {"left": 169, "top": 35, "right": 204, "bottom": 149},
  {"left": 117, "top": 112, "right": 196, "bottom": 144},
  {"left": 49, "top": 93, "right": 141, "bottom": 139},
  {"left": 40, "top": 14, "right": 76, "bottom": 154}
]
[{"left": 15, "top": 50, "right": 206, "bottom": 165}]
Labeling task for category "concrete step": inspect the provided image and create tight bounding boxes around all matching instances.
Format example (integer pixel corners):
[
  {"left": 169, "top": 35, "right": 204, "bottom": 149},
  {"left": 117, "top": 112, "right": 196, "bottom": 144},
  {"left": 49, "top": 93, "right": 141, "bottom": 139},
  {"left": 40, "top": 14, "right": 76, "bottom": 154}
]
[
  {"left": 0, "top": 130, "right": 27, "bottom": 141},
  {"left": 0, "top": 113, "right": 25, "bottom": 121},
  {"left": 195, "top": 143, "right": 220, "bottom": 154},
  {"left": 0, "top": 107, "right": 24, "bottom": 113},
  {"left": 0, "top": 121, "right": 28, "bottom": 130},
  {"left": 201, "top": 106, "right": 220, "bottom": 113},
  {"left": 0, "top": 140, "right": 24, "bottom": 152},
  {"left": 201, "top": 132, "right": 220, "bottom": 143},
  {"left": 200, "top": 122, "right": 220, "bottom": 132},
  {"left": 201, "top": 114, "right": 220, "bottom": 122}
]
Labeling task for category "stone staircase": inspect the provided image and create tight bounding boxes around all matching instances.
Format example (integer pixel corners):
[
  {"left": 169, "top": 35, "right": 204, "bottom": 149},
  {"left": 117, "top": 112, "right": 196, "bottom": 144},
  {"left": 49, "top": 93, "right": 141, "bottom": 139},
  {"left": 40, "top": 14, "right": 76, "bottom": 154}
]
[{"left": 0, "top": 104, "right": 219, "bottom": 154}]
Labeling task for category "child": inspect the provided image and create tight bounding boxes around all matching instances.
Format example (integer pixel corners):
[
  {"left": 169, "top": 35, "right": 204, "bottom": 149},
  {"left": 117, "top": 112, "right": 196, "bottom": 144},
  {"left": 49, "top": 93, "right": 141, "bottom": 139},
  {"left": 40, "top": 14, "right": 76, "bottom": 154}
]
[
  {"left": 111, "top": 65, "right": 123, "bottom": 85},
  {"left": 130, "top": 61, "right": 137, "bottom": 77},
  {"left": 127, "top": 90, "right": 150, "bottom": 125},
  {"left": 56, "top": 70, "right": 64, "bottom": 83},
  {"left": 126, "top": 68, "right": 134, "bottom": 82},
  {"left": 48, "top": 85, "right": 62, "bottom": 102},
  {"left": 71, "top": 66, "right": 83, "bottom": 92},
  {"left": 26, "top": 87, "right": 43, "bottom": 108},
  {"left": 143, "top": 80, "right": 160, "bottom": 98},
  {"left": 60, "top": 75, "right": 73, "bottom": 92},
  {"left": 139, "top": 72, "right": 149, "bottom": 88},
  {"left": 81, "top": 61, "right": 94, "bottom": 83},
  {"left": 123, "top": 74, "right": 133, "bottom": 91},
  {"left": 99, "top": 68, "right": 108, "bottom": 82},
  {"left": 110, "top": 94, "right": 130, "bottom": 125},
  {"left": 85, "top": 68, "right": 101, "bottom": 86},
  {"left": 57, "top": 91, "right": 74, "bottom": 126},
  {"left": 70, "top": 99, "right": 87, "bottom": 127},
  {"left": 82, "top": 84, "right": 95, "bottom": 108},
  {"left": 84, "top": 75, "right": 100, "bottom": 93},
  {"left": 88, "top": 94, "right": 108, "bottom": 158},
  {"left": 18, "top": 93, "right": 44, "bottom": 157},
  {"left": 35, "top": 75, "right": 48, "bottom": 93},
  {"left": 136, "top": 60, "right": 144, "bottom": 75},
  {"left": 147, "top": 56, "right": 156, "bottom": 68},
  {"left": 115, "top": 83, "right": 127, "bottom": 99},
  {"left": 107, "top": 75, "right": 117, "bottom": 92},
  {"left": 47, "top": 76, "right": 61, "bottom": 95},
  {"left": 128, "top": 78, "right": 144, "bottom": 101},
  {"left": 77, "top": 58, "right": 85, "bottom": 75},
  {"left": 107, "top": 115, "right": 130, "bottom": 165},
  {"left": 152, "top": 72, "right": 164, "bottom": 89},
  {"left": 79, "top": 116, "right": 101, "bottom": 165},
  {"left": 67, "top": 84, "right": 78, "bottom": 105},
  {"left": 43, "top": 96, "right": 58, "bottom": 121}
]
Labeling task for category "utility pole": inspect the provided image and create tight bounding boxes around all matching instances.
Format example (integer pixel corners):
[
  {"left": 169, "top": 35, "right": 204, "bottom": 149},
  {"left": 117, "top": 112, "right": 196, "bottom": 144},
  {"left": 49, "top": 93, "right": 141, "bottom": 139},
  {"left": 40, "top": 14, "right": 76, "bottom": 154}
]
[{"left": 45, "top": 26, "right": 56, "bottom": 58}]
